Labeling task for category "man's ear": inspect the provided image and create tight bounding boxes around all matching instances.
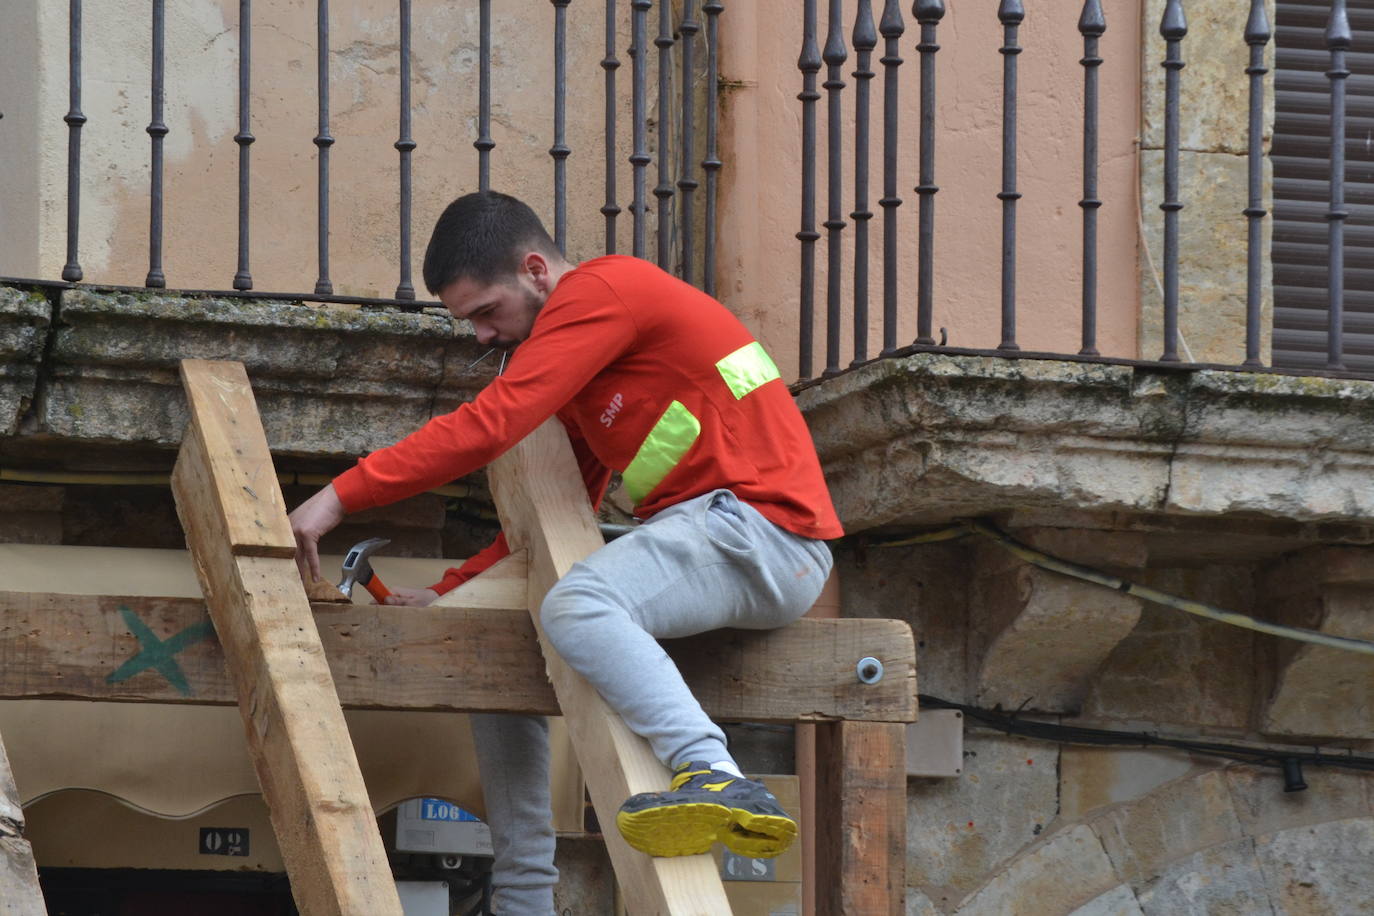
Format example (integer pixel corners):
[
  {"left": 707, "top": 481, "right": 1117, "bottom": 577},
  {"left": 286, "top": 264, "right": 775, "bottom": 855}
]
[{"left": 521, "top": 251, "right": 551, "bottom": 294}]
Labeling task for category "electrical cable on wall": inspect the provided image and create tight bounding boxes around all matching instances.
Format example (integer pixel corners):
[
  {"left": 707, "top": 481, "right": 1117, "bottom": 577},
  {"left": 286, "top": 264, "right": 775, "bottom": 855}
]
[
  {"left": 919, "top": 693, "right": 1374, "bottom": 792},
  {"left": 874, "top": 519, "right": 1374, "bottom": 656}
]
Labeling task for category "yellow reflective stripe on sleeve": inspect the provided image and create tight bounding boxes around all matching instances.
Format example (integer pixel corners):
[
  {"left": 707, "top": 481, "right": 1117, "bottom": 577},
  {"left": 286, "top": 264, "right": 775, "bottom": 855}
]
[
  {"left": 716, "top": 341, "right": 781, "bottom": 400},
  {"left": 622, "top": 400, "right": 702, "bottom": 503}
]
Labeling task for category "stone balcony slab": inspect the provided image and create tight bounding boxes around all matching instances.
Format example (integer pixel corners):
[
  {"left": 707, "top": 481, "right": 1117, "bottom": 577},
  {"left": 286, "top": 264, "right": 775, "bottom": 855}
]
[
  {"left": 797, "top": 353, "right": 1374, "bottom": 536},
  {"left": 0, "top": 288, "right": 51, "bottom": 438},
  {"left": 1, "top": 287, "right": 492, "bottom": 467}
]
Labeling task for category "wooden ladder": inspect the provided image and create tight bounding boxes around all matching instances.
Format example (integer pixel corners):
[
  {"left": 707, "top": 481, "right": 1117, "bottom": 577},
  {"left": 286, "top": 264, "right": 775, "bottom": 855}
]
[{"left": 171, "top": 357, "right": 738, "bottom": 914}]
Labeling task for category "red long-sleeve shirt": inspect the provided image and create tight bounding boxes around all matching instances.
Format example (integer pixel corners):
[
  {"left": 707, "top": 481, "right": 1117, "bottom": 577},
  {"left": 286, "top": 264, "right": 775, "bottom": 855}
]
[{"left": 332, "top": 255, "right": 843, "bottom": 594}]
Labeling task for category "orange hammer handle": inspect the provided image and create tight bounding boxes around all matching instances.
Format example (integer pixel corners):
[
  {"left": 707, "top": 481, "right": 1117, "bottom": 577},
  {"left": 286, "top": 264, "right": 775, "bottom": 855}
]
[{"left": 362, "top": 574, "right": 392, "bottom": 604}]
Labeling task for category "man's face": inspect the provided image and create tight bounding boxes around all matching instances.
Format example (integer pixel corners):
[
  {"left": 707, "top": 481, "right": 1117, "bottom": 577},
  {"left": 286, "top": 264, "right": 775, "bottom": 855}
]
[{"left": 440, "top": 267, "right": 546, "bottom": 350}]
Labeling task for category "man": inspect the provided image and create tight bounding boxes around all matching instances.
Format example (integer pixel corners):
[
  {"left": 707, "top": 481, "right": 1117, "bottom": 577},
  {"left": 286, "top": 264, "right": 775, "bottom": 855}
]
[{"left": 289, "top": 191, "right": 842, "bottom": 915}]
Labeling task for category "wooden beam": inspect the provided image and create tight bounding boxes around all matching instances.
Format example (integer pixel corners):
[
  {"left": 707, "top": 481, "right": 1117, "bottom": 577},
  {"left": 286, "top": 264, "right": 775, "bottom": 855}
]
[
  {"left": 0, "top": 729, "right": 46, "bottom": 916},
  {"left": 429, "top": 550, "right": 528, "bottom": 608},
  {"left": 172, "top": 359, "right": 402, "bottom": 916},
  {"left": 174, "top": 360, "right": 296, "bottom": 559},
  {"left": 0, "top": 591, "right": 916, "bottom": 722},
  {"left": 813, "top": 722, "right": 907, "bottom": 916},
  {"left": 488, "top": 419, "right": 734, "bottom": 915}
]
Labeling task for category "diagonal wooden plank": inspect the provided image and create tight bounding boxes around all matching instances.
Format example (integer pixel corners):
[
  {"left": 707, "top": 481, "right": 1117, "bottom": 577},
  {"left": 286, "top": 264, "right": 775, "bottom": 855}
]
[
  {"left": 175, "top": 359, "right": 295, "bottom": 558},
  {"left": 0, "top": 728, "right": 46, "bottom": 916},
  {"left": 173, "top": 359, "right": 402, "bottom": 916},
  {"left": 488, "top": 418, "right": 734, "bottom": 915},
  {"left": 0, "top": 590, "right": 917, "bottom": 722}
]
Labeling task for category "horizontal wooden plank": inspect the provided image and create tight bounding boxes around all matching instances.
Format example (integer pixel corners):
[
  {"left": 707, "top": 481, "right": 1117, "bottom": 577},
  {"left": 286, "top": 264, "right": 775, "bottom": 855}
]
[{"left": 0, "top": 591, "right": 916, "bottom": 723}]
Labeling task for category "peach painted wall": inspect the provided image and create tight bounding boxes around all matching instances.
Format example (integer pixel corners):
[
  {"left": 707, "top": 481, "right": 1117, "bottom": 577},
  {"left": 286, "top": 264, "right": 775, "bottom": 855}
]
[{"left": 716, "top": 0, "right": 1145, "bottom": 380}]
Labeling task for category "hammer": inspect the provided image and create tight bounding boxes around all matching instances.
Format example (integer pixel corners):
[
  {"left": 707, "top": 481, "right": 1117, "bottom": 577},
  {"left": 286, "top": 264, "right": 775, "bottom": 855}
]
[{"left": 338, "top": 537, "right": 394, "bottom": 603}]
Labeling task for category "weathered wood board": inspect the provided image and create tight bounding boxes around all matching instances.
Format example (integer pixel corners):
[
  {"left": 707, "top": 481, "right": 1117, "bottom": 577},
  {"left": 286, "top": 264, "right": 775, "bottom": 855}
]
[
  {"left": 488, "top": 418, "right": 735, "bottom": 915},
  {"left": 814, "top": 721, "right": 908, "bottom": 916},
  {"left": 173, "top": 359, "right": 402, "bottom": 916},
  {"left": 0, "top": 730, "right": 46, "bottom": 916},
  {"left": 0, "top": 590, "right": 916, "bottom": 722},
  {"left": 175, "top": 359, "right": 296, "bottom": 558}
]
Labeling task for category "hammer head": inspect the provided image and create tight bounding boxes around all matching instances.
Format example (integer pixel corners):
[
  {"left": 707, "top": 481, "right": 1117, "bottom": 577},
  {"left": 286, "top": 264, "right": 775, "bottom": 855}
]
[{"left": 338, "top": 537, "right": 390, "bottom": 598}]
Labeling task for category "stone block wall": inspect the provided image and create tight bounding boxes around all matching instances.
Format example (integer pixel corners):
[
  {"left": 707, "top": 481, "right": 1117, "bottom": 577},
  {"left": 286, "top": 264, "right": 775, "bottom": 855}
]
[
  {"left": 840, "top": 536, "right": 1374, "bottom": 914},
  {"left": 1139, "top": 0, "right": 1276, "bottom": 366}
]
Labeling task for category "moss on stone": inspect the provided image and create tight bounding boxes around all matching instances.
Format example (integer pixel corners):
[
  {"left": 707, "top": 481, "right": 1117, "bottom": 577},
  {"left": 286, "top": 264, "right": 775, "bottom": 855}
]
[{"left": 59, "top": 289, "right": 453, "bottom": 338}]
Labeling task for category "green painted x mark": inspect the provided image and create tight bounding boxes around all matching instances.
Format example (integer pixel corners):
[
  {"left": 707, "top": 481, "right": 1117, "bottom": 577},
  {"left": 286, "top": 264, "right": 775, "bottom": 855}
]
[{"left": 106, "top": 605, "right": 216, "bottom": 697}]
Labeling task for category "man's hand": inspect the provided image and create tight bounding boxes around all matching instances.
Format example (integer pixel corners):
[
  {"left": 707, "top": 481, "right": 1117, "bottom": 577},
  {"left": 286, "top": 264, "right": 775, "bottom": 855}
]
[
  {"left": 289, "top": 484, "right": 346, "bottom": 585},
  {"left": 384, "top": 587, "right": 440, "bottom": 608}
]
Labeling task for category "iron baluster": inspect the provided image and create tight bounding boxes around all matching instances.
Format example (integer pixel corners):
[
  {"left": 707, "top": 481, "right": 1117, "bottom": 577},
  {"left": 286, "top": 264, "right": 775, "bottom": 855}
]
[
  {"left": 234, "top": 0, "right": 255, "bottom": 291},
  {"left": 603, "top": 0, "right": 621, "bottom": 254},
  {"left": 679, "top": 2, "right": 701, "bottom": 283},
  {"left": 703, "top": 1, "right": 724, "bottom": 297},
  {"left": 851, "top": 0, "right": 876, "bottom": 366},
  {"left": 552, "top": 0, "right": 571, "bottom": 254},
  {"left": 1243, "top": 0, "right": 1269, "bottom": 366},
  {"left": 914, "top": 0, "right": 944, "bottom": 346},
  {"left": 1326, "top": 0, "right": 1351, "bottom": 369},
  {"left": 395, "top": 0, "right": 416, "bottom": 299},
  {"left": 997, "top": 0, "right": 1023, "bottom": 352},
  {"left": 655, "top": 0, "right": 676, "bottom": 269},
  {"left": 146, "top": 0, "right": 167, "bottom": 288},
  {"left": 314, "top": 0, "right": 334, "bottom": 295},
  {"left": 1158, "top": 0, "right": 1186, "bottom": 361},
  {"left": 878, "top": 0, "right": 904, "bottom": 357},
  {"left": 477, "top": 0, "right": 493, "bottom": 190},
  {"left": 823, "top": 0, "right": 847, "bottom": 377},
  {"left": 798, "top": 0, "right": 820, "bottom": 380},
  {"left": 631, "top": 0, "right": 651, "bottom": 259},
  {"left": 1078, "top": 0, "right": 1104, "bottom": 355},
  {"left": 62, "top": 0, "right": 85, "bottom": 283}
]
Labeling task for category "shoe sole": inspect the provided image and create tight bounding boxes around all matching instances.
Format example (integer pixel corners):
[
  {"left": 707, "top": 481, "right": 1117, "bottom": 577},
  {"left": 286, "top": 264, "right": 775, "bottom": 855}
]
[{"left": 616, "top": 801, "right": 798, "bottom": 859}]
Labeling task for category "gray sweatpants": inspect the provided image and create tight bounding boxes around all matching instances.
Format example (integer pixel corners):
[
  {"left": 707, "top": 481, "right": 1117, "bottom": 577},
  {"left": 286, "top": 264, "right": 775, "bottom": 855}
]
[{"left": 472, "top": 489, "right": 833, "bottom": 915}]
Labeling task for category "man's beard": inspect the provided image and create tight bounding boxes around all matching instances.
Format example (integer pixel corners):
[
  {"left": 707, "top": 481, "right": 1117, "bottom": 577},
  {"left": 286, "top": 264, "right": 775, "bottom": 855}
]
[{"left": 493, "top": 286, "right": 545, "bottom": 350}]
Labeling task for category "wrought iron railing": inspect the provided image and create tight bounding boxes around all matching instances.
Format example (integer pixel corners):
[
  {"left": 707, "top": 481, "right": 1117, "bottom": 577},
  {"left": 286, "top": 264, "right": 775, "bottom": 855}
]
[
  {"left": 33, "top": 0, "right": 722, "bottom": 305},
  {"left": 790, "top": 0, "right": 1366, "bottom": 382},
  {"left": 9, "top": 1, "right": 1371, "bottom": 385}
]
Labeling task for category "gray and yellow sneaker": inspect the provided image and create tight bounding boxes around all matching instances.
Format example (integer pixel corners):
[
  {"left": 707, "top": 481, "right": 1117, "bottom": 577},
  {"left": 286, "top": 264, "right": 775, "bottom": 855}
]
[{"left": 616, "top": 762, "right": 798, "bottom": 858}]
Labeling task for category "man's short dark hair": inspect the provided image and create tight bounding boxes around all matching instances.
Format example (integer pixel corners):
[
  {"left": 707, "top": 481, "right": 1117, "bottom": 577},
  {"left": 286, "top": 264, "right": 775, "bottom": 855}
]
[{"left": 422, "top": 191, "right": 560, "bottom": 294}]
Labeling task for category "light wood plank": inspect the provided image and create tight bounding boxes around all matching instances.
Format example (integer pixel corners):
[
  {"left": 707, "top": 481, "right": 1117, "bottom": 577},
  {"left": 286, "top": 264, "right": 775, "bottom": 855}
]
[
  {"left": 0, "top": 729, "right": 46, "bottom": 916},
  {"left": 174, "top": 359, "right": 402, "bottom": 916},
  {"left": 0, "top": 591, "right": 915, "bottom": 722},
  {"left": 814, "top": 722, "right": 907, "bottom": 916},
  {"left": 488, "top": 418, "right": 734, "bottom": 916},
  {"left": 177, "top": 359, "right": 295, "bottom": 558},
  {"left": 0, "top": 591, "right": 917, "bottom": 723},
  {"left": 430, "top": 550, "right": 529, "bottom": 608}
]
